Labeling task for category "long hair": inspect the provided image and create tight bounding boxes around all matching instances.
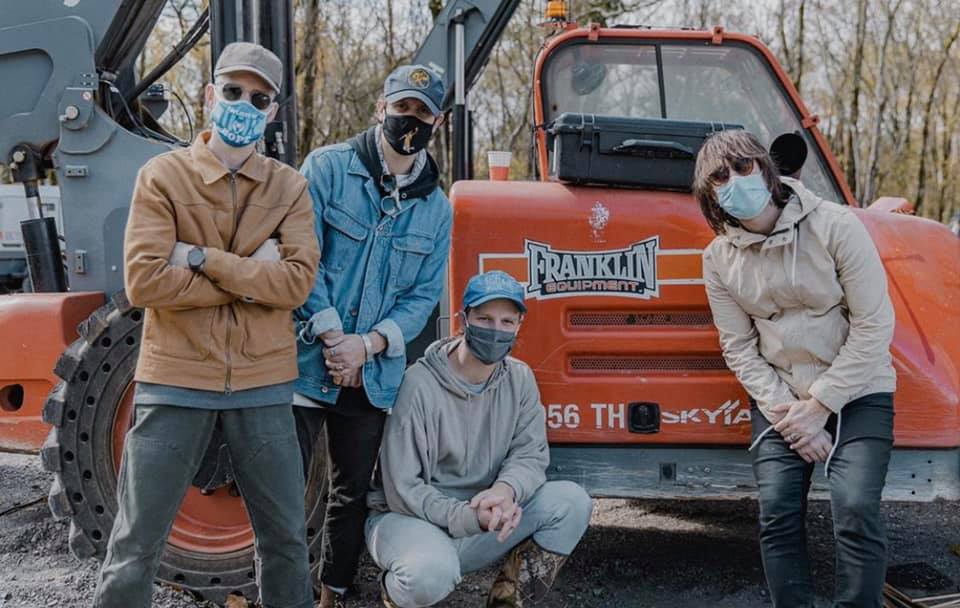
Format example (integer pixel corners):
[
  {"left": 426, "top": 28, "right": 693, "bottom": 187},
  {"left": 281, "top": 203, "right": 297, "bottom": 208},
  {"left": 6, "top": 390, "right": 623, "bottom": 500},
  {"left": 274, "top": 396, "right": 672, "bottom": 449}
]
[{"left": 693, "top": 130, "right": 790, "bottom": 234}]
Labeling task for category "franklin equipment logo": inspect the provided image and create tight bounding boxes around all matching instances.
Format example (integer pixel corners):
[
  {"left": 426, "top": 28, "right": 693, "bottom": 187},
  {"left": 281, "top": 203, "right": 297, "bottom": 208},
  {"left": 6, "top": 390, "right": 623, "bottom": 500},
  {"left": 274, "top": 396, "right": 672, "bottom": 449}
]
[{"left": 526, "top": 237, "right": 659, "bottom": 300}]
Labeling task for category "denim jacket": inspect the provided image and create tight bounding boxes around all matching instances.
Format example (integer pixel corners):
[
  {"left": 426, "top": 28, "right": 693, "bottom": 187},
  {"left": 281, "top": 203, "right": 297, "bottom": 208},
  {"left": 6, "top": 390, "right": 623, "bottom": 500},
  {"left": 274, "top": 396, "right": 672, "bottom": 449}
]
[{"left": 295, "top": 140, "right": 452, "bottom": 409}]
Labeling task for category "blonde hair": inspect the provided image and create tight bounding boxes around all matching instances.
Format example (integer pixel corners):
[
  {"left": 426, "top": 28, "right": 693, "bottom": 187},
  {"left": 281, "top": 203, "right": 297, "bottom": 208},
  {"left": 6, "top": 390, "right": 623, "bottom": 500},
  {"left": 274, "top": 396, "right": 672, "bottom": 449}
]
[{"left": 693, "top": 130, "right": 789, "bottom": 234}]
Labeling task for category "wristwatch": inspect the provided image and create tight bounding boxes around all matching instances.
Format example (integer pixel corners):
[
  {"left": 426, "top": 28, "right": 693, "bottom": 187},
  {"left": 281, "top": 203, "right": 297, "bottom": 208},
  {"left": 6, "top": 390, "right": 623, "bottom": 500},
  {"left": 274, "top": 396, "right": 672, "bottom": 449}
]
[{"left": 187, "top": 246, "right": 206, "bottom": 272}]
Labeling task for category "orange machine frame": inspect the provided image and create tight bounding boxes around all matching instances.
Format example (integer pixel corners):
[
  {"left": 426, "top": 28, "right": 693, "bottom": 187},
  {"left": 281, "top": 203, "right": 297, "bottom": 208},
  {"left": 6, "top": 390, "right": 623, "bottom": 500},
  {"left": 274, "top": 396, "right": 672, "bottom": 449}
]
[{"left": 448, "top": 25, "right": 960, "bottom": 449}]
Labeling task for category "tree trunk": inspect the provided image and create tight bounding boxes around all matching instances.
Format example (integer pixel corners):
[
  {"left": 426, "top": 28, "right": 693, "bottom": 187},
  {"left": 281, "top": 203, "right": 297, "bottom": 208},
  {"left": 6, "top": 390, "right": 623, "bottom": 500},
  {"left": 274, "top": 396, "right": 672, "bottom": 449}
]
[
  {"left": 937, "top": 87, "right": 960, "bottom": 222},
  {"left": 862, "top": 0, "right": 903, "bottom": 204},
  {"left": 794, "top": 0, "right": 806, "bottom": 94},
  {"left": 297, "top": 0, "right": 320, "bottom": 157},
  {"left": 843, "top": 0, "right": 868, "bottom": 199},
  {"left": 915, "top": 21, "right": 960, "bottom": 215}
]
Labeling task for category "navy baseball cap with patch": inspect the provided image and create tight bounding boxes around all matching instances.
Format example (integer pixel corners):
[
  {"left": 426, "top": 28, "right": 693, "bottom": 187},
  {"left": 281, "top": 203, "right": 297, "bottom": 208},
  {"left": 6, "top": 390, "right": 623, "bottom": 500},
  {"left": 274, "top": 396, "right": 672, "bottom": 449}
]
[
  {"left": 384, "top": 64, "right": 445, "bottom": 116},
  {"left": 463, "top": 271, "right": 528, "bottom": 314}
]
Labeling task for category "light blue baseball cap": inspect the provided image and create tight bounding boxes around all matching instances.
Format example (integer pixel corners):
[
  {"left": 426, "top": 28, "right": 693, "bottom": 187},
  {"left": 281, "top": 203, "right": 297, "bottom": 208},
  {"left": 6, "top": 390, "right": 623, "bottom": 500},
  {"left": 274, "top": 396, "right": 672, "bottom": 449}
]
[
  {"left": 384, "top": 64, "right": 445, "bottom": 116},
  {"left": 463, "top": 271, "right": 527, "bottom": 314}
]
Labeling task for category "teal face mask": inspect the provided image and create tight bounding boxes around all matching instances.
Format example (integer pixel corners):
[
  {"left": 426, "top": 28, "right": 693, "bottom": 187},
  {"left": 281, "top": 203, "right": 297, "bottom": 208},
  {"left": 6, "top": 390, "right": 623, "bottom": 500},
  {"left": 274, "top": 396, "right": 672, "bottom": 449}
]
[
  {"left": 211, "top": 98, "right": 268, "bottom": 148},
  {"left": 715, "top": 172, "right": 771, "bottom": 220}
]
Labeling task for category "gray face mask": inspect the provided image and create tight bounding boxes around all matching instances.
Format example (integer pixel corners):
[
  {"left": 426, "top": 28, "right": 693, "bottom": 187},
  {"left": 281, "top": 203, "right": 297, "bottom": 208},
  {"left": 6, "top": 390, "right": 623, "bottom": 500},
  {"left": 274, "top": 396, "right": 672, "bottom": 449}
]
[{"left": 464, "top": 322, "right": 517, "bottom": 365}]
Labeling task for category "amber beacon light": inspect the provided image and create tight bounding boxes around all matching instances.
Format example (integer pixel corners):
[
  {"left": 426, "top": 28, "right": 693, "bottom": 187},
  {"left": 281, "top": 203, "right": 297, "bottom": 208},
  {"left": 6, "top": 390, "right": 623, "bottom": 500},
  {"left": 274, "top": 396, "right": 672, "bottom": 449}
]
[{"left": 546, "top": 0, "right": 568, "bottom": 21}]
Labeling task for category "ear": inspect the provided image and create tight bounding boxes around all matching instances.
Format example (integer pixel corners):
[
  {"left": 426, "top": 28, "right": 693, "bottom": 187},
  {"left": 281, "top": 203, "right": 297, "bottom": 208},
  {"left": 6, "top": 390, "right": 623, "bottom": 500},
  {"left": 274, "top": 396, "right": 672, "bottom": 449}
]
[
  {"left": 375, "top": 99, "right": 386, "bottom": 123},
  {"left": 265, "top": 100, "right": 279, "bottom": 123},
  {"left": 432, "top": 113, "right": 446, "bottom": 132},
  {"left": 204, "top": 83, "right": 217, "bottom": 112}
]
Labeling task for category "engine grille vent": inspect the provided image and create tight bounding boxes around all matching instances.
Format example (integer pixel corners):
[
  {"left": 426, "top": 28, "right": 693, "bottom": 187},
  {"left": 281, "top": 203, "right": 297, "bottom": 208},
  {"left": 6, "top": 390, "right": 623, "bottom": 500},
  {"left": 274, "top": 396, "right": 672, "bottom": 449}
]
[
  {"left": 568, "top": 355, "right": 728, "bottom": 373},
  {"left": 568, "top": 311, "right": 714, "bottom": 328}
]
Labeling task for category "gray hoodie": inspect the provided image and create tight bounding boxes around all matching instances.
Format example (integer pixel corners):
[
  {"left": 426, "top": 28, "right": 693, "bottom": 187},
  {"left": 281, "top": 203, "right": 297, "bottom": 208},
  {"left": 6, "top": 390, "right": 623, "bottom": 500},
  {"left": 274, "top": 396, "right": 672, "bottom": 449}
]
[{"left": 367, "top": 337, "right": 548, "bottom": 538}]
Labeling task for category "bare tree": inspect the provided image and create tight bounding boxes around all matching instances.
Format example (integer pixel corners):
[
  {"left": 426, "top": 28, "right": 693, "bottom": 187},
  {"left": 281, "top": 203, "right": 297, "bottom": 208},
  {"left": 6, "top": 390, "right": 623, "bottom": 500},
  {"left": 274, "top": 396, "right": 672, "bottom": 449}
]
[
  {"left": 843, "top": 0, "right": 868, "bottom": 196},
  {"left": 915, "top": 19, "right": 960, "bottom": 215},
  {"left": 297, "top": 0, "right": 321, "bottom": 154},
  {"left": 860, "top": 0, "right": 904, "bottom": 204}
]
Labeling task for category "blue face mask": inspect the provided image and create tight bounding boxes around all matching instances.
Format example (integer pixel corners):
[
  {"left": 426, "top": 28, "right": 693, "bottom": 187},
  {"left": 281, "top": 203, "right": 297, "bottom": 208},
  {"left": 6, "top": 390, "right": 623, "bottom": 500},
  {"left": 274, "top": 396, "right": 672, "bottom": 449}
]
[
  {"left": 211, "top": 98, "right": 268, "bottom": 148},
  {"left": 715, "top": 172, "right": 771, "bottom": 220}
]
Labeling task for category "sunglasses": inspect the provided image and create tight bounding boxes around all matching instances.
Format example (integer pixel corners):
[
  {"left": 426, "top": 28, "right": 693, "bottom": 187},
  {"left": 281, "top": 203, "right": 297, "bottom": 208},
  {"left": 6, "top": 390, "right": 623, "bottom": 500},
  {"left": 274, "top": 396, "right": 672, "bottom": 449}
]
[
  {"left": 709, "top": 156, "right": 756, "bottom": 185},
  {"left": 220, "top": 83, "right": 273, "bottom": 111}
]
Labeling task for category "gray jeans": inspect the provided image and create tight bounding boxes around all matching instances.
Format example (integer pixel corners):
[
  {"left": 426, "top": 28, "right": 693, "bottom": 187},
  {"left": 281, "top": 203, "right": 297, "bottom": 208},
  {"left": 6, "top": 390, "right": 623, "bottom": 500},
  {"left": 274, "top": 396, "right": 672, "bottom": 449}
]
[
  {"left": 752, "top": 393, "right": 894, "bottom": 608},
  {"left": 364, "top": 480, "right": 593, "bottom": 608},
  {"left": 92, "top": 404, "right": 312, "bottom": 608}
]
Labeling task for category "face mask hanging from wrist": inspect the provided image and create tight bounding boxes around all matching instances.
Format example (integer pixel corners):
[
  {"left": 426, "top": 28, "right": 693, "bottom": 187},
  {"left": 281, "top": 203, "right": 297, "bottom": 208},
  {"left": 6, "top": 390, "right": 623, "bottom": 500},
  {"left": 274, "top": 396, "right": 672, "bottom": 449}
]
[
  {"left": 464, "top": 322, "right": 518, "bottom": 365},
  {"left": 211, "top": 98, "right": 268, "bottom": 148},
  {"left": 382, "top": 113, "right": 434, "bottom": 155},
  {"left": 714, "top": 172, "right": 772, "bottom": 220}
]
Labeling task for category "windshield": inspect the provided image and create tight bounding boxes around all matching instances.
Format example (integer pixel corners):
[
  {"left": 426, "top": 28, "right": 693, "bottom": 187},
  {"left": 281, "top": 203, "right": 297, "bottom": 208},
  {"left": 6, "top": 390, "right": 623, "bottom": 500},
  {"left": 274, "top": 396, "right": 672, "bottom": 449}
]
[{"left": 542, "top": 41, "right": 843, "bottom": 202}]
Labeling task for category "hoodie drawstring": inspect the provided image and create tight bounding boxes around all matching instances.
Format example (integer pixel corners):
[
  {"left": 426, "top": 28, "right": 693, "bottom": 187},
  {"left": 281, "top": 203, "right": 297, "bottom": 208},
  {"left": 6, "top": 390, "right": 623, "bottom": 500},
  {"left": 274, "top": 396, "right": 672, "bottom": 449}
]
[
  {"left": 748, "top": 424, "right": 775, "bottom": 452},
  {"left": 824, "top": 410, "right": 842, "bottom": 478}
]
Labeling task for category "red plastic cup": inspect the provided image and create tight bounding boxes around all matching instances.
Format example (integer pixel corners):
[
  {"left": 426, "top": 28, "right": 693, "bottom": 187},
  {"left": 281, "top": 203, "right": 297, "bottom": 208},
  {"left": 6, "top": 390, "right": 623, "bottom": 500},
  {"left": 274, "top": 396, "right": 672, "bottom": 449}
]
[{"left": 488, "top": 151, "right": 512, "bottom": 181}]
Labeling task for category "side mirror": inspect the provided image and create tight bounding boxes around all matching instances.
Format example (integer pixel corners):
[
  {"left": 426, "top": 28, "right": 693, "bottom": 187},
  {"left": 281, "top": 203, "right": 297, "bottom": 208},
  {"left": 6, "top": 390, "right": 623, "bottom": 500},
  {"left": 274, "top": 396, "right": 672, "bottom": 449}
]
[{"left": 769, "top": 132, "right": 808, "bottom": 177}]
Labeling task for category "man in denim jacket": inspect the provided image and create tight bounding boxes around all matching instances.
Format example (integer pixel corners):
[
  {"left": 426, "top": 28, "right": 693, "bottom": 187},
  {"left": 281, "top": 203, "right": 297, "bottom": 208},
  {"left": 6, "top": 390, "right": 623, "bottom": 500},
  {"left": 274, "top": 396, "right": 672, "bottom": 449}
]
[{"left": 294, "top": 64, "right": 451, "bottom": 607}]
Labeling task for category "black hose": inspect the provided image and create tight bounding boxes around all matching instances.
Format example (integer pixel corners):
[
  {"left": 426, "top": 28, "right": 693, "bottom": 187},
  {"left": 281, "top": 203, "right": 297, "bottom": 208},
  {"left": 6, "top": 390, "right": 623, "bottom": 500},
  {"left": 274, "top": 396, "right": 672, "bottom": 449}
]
[{"left": 125, "top": 8, "right": 210, "bottom": 105}]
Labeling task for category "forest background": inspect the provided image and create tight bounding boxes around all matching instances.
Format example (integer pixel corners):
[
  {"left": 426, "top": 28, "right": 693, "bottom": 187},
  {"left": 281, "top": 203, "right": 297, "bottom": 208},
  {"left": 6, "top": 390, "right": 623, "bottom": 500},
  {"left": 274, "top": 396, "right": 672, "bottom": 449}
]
[{"left": 148, "top": 0, "right": 960, "bottom": 224}]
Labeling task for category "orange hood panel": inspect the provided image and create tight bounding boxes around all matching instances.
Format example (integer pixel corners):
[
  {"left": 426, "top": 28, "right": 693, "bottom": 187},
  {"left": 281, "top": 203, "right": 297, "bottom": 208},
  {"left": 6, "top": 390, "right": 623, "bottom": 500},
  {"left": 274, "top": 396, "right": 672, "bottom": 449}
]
[{"left": 449, "top": 180, "right": 960, "bottom": 448}]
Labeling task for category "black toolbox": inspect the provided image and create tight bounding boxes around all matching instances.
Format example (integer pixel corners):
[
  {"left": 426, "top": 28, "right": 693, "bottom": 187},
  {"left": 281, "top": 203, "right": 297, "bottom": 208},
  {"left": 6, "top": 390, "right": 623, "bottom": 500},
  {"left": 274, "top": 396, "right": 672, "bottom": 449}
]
[{"left": 547, "top": 113, "right": 742, "bottom": 190}]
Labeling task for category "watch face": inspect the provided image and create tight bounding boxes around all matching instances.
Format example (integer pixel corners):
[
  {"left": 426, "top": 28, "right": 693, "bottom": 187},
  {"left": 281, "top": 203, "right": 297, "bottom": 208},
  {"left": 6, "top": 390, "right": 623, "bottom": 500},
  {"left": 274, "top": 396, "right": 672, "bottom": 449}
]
[{"left": 188, "top": 247, "right": 205, "bottom": 268}]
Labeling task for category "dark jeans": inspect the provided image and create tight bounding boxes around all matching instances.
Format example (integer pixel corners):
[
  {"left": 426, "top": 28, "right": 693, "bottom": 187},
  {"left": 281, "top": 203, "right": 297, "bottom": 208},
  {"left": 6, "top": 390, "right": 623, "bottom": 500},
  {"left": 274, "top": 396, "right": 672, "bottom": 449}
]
[
  {"left": 752, "top": 393, "right": 894, "bottom": 608},
  {"left": 294, "top": 388, "right": 386, "bottom": 589},
  {"left": 93, "top": 404, "right": 312, "bottom": 608}
]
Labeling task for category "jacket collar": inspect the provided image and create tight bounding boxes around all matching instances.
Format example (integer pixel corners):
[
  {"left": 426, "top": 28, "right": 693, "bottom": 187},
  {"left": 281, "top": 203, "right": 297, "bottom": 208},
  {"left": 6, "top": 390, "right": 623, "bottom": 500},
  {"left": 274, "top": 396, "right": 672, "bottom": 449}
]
[
  {"left": 190, "top": 130, "right": 269, "bottom": 185},
  {"left": 722, "top": 177, "right": 821, "bottom": 250}
]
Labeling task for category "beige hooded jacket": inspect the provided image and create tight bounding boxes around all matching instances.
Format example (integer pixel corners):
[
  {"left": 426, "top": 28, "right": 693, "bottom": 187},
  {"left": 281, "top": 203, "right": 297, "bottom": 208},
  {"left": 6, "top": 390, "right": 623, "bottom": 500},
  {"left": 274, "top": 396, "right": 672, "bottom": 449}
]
[{"left": 702, "top": 177, "right": 896, "bottom": 423}]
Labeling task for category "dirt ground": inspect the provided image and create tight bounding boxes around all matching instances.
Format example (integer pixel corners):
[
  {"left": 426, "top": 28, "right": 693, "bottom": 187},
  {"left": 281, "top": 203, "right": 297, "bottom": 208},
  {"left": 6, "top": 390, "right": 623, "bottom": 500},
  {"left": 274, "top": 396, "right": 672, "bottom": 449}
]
[{"left": 3, "top": 451, "right": 960, "bottom": 608}]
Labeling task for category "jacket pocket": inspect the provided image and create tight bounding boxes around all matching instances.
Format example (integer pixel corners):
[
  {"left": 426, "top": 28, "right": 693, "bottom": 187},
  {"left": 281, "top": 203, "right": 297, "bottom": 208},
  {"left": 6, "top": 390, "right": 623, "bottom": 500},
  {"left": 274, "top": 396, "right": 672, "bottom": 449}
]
[
  {"left": 391, "top": 232, "right": 434, "bottom": 290},
  {"left": 322, "top": 203, "right": 368, "bottom": 272},
  {"left": 147, "top": 308, "right": 214, "bottom": 360},
  {"left": 240, "top": 307, "right": 295, "bottom": 359}
]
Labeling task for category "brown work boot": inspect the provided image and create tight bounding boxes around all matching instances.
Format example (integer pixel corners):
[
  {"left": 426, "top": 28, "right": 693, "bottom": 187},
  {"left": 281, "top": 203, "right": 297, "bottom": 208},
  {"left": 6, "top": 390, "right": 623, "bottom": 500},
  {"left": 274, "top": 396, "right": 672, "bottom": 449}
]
[
  {"left": 379, "top": 572, "right": 400, "bottom": 608},
  {"left": 486, "top": 539, "right": 569, "bottom": 607},
  {"left": 315, "top": 584, "right": 347, "bottom": 608}
]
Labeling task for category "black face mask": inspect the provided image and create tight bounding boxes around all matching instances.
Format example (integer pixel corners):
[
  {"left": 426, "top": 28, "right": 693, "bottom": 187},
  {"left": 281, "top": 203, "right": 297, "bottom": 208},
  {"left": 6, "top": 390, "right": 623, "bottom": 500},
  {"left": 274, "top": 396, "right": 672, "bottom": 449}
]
[{"left": 382, "top": 113, "right": 434, "bottom": 155}]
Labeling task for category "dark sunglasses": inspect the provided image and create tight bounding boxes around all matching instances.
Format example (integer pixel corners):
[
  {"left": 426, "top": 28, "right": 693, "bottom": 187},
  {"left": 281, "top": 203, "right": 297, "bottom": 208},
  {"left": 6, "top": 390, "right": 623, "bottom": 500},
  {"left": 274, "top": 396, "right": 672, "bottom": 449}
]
[
  {"left": 709, "top": 156, "right": 755, "bottom": 185},
  {"left": 220, "top": 83, "right": 273, "bottom": 111}
]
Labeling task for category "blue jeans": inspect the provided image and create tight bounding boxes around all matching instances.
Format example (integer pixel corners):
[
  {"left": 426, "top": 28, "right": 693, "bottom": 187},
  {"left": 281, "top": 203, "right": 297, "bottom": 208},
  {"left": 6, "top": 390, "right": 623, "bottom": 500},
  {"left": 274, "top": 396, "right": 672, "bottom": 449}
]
[
  {"left": 92, "top": 404, "right": 312, "bottom": 608},
  {"left": 752, "top": 393, "right": 894, "bottom": 608},
  {"left": 364, "top": 481, "right": 592, "bottom": 608}
]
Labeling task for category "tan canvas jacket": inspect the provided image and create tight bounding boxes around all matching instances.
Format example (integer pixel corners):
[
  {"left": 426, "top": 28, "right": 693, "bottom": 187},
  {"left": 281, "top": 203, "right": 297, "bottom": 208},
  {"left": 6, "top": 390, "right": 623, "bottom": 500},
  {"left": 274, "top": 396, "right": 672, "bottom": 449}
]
[
  {"left": 702, "top": 177, "right": 896, "bottom": 421},
  {"left": 124, "top": 132, "right": 320, "bottom": 392}
]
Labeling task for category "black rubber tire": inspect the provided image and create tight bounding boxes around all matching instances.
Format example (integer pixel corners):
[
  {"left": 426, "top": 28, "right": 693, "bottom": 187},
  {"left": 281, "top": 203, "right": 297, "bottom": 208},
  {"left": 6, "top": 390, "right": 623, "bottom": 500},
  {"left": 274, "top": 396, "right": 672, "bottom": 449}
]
[{"left": 41, "top": 291, "right": 328, "bottom": 605}]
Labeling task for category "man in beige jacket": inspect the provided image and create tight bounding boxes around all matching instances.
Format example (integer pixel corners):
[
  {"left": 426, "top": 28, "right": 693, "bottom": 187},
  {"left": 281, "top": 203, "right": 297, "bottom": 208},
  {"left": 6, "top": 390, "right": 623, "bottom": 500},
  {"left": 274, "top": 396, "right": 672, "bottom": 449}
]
[
  {"left": 694, "top": 129, "right": 895, "bottom": 608},
  {"left": 93, "top": 43, "right": 319, "bottom": 608}
]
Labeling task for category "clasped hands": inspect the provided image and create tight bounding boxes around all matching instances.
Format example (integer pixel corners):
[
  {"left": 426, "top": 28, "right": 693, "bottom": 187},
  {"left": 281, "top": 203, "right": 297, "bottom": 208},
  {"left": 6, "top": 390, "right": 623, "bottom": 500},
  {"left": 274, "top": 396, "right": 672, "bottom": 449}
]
[
  {"left": 769, "top": 397, "right": 833, "bottom": 464},
  {"left": 470, "top": 482, "right": 522, "bottom": 543}
]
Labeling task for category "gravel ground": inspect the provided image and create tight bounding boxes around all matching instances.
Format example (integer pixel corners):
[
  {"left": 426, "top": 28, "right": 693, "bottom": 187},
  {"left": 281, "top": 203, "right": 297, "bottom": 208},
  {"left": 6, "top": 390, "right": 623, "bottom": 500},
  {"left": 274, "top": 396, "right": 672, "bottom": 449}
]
[{"left": 2, "top": 451, "right": 960, "bottom": 608}]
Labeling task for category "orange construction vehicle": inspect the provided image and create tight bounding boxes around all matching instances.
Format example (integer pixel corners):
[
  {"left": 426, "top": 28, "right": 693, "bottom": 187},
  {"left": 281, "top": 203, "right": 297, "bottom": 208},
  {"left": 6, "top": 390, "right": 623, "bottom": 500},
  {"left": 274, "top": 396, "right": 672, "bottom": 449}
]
[{"left": 0, "top": 1, "right": 957, "bottom": 605}]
